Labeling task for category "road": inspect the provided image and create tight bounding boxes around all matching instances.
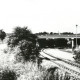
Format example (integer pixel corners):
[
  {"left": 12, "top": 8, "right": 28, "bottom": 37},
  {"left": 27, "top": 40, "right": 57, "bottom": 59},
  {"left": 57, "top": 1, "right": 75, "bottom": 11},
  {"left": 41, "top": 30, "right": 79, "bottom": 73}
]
[
  {"left": 40, "top": 49, "right": 80, "bottom": 79},
  {"left": 41, "top": 49, "right": 74, "bottom": 61}
]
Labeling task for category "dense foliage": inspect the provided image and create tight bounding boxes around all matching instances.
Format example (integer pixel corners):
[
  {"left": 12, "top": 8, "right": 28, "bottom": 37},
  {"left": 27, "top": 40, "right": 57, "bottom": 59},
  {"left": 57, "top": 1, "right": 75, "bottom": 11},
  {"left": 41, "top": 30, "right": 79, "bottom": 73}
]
[
  {"left": 17, "top": 40, "right": 39, "bottom": 61},
  {"left": 54, "top": 38, "right": 68, "bottom": 48},
  {"left": 73, "top": 49, "right": 80, "bottom": 63},
  {"left": 38, "top": 38, "right": 68, "bottom": 48},
  {"left": 0, "top": 70, "right": 17, "bottom": 80},
  {"left": 8, "top": 27, "right": 37, "bottom": 47},
  {"left": 0, "top": 30, "right": 6, "bottom": 41},
  {"left": 8, "top": 27, "right": 39, "bottom": 61}
]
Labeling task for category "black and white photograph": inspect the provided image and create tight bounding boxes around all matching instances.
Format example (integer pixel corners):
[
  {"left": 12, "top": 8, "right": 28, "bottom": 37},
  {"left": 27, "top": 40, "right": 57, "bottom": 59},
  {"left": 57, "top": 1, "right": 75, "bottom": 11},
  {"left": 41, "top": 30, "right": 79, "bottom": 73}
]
[{"left": 0, "top": 0, "right": 80, "bottom": 80}]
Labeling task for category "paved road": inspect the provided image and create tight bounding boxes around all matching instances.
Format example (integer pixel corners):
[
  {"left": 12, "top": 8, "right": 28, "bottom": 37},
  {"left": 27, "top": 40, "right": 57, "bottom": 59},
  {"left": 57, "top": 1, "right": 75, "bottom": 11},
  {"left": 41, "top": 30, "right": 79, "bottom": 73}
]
[
  {"left": 42, "top": 49, "right": 74, "bottom": 61},
  {"left": 40, "top": 49, "right": 80, "bottom": 79}
]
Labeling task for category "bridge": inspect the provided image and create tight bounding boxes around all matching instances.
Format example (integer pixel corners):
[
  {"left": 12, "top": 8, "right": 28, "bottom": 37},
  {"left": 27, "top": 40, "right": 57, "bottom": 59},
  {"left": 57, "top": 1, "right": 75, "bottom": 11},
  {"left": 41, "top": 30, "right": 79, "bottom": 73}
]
[
  {"left": 37, "top": 34, "right": 80, "bottom": 39},
  {"left": 37, "top": 34, "right": 80, "bottom": 48}
]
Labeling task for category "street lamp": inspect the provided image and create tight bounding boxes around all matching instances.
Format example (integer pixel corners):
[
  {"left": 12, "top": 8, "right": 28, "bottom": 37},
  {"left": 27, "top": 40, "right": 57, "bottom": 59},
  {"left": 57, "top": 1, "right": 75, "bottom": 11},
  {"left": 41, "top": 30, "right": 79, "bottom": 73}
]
[{"left": 76, "top": 25, "right": 78, "bottom": 47}]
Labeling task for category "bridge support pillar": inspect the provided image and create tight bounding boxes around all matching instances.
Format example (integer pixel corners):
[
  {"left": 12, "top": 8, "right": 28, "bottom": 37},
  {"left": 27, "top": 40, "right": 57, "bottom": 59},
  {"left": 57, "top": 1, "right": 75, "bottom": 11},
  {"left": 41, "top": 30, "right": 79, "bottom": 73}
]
[{"left": 71, "top": 38, "right": 74, "bottom": 50}]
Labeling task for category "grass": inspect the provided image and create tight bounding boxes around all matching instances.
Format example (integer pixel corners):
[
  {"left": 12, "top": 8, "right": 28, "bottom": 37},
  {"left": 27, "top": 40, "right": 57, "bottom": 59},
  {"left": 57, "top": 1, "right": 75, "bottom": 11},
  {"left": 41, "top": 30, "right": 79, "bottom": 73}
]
[
  {"left": 0, "top": 61, "right": 47, "bottom": 80},
  {"left": 0, "top": 42, "right": 79, "bottom": 80},
  {"left": 0, "top": 45, "right": 47, "bottom": 80}
]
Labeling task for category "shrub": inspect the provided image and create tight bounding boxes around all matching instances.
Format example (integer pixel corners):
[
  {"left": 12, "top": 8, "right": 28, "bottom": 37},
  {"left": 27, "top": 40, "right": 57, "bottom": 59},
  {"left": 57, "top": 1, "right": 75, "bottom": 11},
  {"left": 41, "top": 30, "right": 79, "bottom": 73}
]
[
  {"left": 16, "top": 61, "right": 47, "bottom": 80},
  {"left": 45, "top": 67, "right": 58, "bottom": 80},
  {"left": 17, "top": 40, "right": 39, "bottom": 61},
  {"left": 0, "top": 29, "right": 6, "bottom": 41},
  {"left": 73, "top": 49, "right": 80, "bottom": 63},
  {"left": 8, "top": 27, "right": 37, "bottom": 47},
  {"left": 0, "top": 69, "right": 17, "bottom": 80},
  {"left": 7, "top": 26, "right": 40, "bottom": 62}
]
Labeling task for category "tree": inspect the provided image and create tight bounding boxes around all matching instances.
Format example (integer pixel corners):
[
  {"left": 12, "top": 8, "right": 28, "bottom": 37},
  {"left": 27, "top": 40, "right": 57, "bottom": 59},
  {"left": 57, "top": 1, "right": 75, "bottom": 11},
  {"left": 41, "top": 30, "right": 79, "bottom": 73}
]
[
  {"left": 35, "top": 32, "right": 49, "bottom": 35},
  {"left": 8, "top": 27, "right": 37, "bottom": 47},
  {"left": 0, "top": 29, "right": 6, "bottom": 41},
  {"left": 73, "top": 49, "right": 80, "bottom": 63},
  {"left": 8, "top": 26, "right": 39, "bottom": 61},
  {"left": 18, "top": 40, "right": 39, "bottom": 61},
  {"left": 61, "top": 32, "right": 73, "bottom": 35},
  {"left": 50, "top": 32, "right": 54, "bottom": 35}
]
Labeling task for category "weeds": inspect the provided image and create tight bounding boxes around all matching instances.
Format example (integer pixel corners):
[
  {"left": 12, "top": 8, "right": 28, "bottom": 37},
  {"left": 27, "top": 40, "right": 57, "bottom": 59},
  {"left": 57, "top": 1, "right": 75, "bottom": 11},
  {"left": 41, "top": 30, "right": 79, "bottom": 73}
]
[
  {"left": 0, "top": 69, "right": 17, "bottom": 80},
  {"left": 0, "top": 43, "right": 79, "bottom": 80}
]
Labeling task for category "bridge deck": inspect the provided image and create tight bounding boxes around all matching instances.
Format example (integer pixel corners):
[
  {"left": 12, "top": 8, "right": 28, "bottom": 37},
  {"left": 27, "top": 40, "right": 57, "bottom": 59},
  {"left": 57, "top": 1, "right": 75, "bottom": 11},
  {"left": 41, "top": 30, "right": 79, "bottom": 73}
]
[{"left": 38, "top": 34, "right": 80, "bottom": 39}]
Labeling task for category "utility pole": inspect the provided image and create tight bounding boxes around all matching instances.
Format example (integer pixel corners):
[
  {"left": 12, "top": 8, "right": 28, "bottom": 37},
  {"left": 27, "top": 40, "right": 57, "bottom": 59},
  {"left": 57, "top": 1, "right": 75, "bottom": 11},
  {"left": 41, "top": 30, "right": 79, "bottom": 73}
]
[{"left": 76, "top": 25, "right": 78, "bottom": 48}]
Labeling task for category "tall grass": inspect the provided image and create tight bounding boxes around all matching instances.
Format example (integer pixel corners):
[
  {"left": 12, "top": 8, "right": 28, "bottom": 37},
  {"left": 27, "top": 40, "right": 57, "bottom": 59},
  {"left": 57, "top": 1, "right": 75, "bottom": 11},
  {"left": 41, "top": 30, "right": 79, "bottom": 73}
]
[
  {"left": 0, "top": 50, "right": 47, "bottom": 80},
  {"left": 0, "top": 45, "right": 46, "bottom": 80},
  {"left": 0, "top": 59, "right": 47, "bottom": 80},
  {"left": 0, "top": 44, "right": 79, "bottom": 80}
]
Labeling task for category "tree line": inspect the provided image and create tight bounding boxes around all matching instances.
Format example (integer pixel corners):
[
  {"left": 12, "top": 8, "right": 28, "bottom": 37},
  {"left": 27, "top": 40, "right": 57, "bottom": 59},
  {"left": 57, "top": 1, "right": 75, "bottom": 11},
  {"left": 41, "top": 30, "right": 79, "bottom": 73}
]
[
  {"left": 36, "top": 32, "right": 74, "bottom": 35},
  {"left": 1, "top": 27, "right": 80, "bottom": 64}
]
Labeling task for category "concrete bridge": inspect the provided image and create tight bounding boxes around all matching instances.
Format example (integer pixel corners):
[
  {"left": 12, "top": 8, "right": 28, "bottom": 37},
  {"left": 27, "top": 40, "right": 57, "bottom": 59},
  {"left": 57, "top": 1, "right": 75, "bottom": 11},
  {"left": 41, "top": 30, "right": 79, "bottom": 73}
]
[{"left": 37, "top": 34, "right": 80, "bottom": 48}]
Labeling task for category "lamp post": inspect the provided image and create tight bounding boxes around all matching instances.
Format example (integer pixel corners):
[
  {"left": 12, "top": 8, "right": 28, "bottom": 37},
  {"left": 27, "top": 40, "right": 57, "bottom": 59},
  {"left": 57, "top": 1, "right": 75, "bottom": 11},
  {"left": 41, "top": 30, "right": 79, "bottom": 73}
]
[{"left": 76, "top": 25, "right": 78, "bottom": 48}]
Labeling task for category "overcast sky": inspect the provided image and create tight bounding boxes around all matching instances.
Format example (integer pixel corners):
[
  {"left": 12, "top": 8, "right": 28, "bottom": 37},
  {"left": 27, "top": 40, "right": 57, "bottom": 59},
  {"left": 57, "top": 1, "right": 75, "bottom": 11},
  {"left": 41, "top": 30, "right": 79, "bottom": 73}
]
[{"left": 0, "top": 0, "right": 80, "bottom": 33}]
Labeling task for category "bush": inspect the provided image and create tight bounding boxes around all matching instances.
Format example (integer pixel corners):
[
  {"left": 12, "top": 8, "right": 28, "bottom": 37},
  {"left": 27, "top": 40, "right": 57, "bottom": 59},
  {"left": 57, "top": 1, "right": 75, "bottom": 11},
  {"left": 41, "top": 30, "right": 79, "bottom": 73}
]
[
  {"left": 8, "top": 27, "right": 37, "bottom": 47},
  {"left": 7, "top": 26, "right": 40, "bottom": 62},
  {"left": 45, "top": 67, "right": 58, "bottom": 80},
  {"left": 0, "top": 30, "right": 6, "bottom": 41},
  {"left": 38, "top": 38, "right": 68, "bottom": 49},
  {"left": 0, "top": 69, "right": 17, "bottom": 80},
  {"left": 16, "top": 61, "right": 47, "bottom": 80},
  {"left": 17, "top": 40, "right": 39, "bottom": 61},
  {"left": 73, "top": 49, "right": 80, "bottom": 63}
]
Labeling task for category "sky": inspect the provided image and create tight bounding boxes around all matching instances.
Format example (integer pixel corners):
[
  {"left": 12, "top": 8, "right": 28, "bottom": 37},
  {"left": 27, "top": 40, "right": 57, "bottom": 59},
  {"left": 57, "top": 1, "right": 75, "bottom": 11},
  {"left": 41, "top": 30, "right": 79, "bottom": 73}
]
[{"left": 0, "top": 0, "right": 80, "bottom": 33}]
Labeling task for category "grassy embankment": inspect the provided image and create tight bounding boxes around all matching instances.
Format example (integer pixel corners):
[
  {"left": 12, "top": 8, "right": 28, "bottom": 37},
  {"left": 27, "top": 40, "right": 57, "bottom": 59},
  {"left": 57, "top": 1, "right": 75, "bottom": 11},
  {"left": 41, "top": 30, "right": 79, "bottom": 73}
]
[{"left": 0, "top": 40, "right": 78, "bottom": 80}]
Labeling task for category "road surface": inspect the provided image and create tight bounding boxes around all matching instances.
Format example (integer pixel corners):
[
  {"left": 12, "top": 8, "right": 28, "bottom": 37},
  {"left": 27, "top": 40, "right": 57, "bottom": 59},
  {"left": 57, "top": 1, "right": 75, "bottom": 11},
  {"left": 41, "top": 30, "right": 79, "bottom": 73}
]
[
  {"left": 40, "top": 49, "right": 80, "bottom": 79},
  {"left": 41, "top": 49, "right": 74, "bottom": 61}
]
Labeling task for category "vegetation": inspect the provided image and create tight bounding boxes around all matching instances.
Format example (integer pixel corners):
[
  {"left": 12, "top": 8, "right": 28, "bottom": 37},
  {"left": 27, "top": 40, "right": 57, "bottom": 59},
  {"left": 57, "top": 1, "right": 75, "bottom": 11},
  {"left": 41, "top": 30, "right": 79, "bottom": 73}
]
[
  {"left": 36, "top": 32, "right": 49, "bottom": 35},
  {"left": 36, "top": 31, "right": 74, "bottom": 35},
  {"left": 0, "top": 69, "right": 17, "bottom": 80},
  {"left": 0, "top": 29, "right": 6, "bottom": 41},
  {"left": 7, "top": 26, "right": 39, "bottom": 61},
  {"left": 74, "top": 38, "right": 80, "bottom": 46},
  {"left": 2, "top": 45, "right": 74, "bottom": 80},
  {"left": 8, "top": 27, "right": 37, "bottom": 47},
  {"left": 0, "top": 27, "right": 79, "bottom": 80},
  {"left": 38, "top": 38, "right": 68, "bottom": 48},
  {"left": 0, "top": 53, "right": 47, "bottom": 80},
  {"left": 73, "top": 49, "right": 80, "bottom": 63},
  {"left": 0, "top": 49, "right": 77, "bottom": 80},
  {"left": 54, "top": 38, "right": 68, "bottom": 48},
  {"left": 61, "top": 32, "right": 73, "bottom": 35}
]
